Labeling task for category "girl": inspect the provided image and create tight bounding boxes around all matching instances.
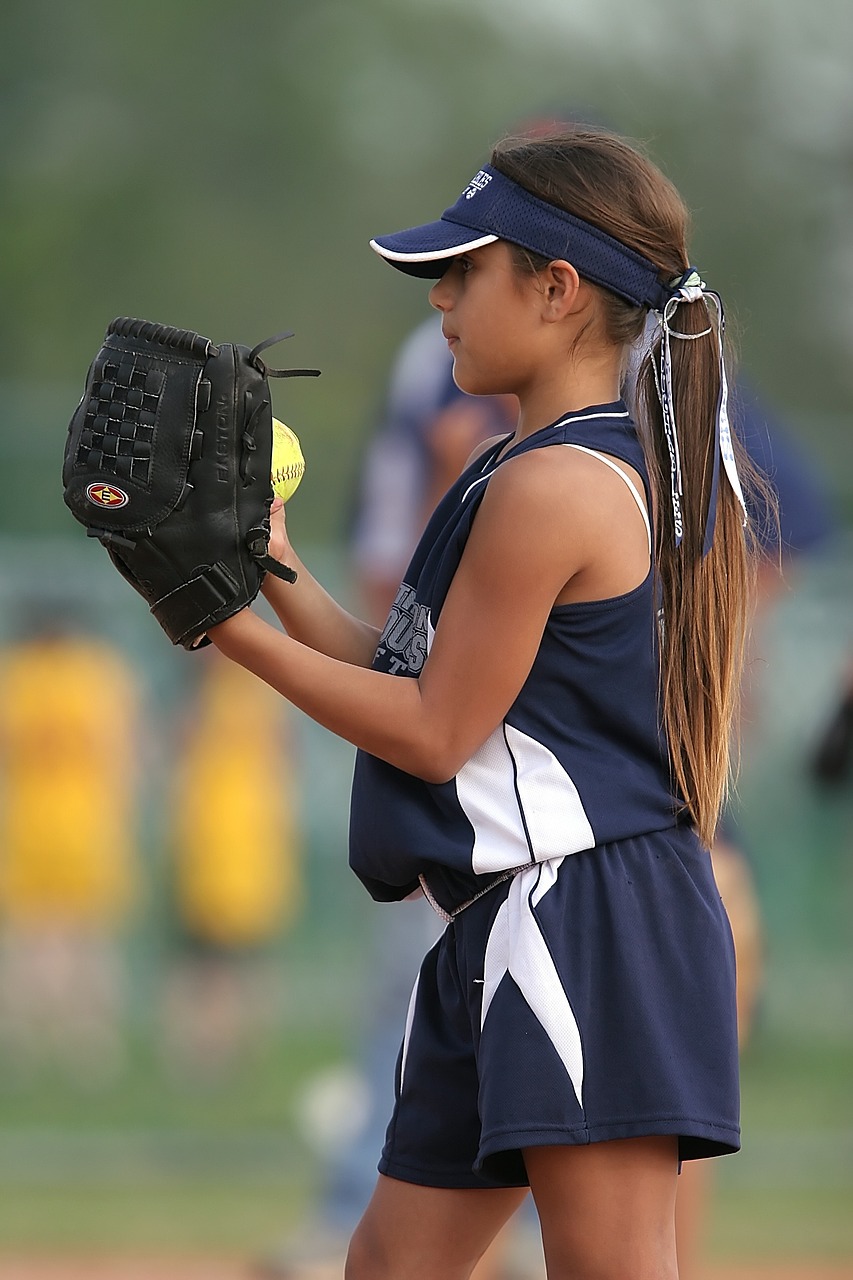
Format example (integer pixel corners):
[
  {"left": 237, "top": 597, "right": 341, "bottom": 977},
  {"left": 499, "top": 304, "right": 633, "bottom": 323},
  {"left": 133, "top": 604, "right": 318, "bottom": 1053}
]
[{"left": 211, "top": 127, "right": 765, "bottom": 1279}]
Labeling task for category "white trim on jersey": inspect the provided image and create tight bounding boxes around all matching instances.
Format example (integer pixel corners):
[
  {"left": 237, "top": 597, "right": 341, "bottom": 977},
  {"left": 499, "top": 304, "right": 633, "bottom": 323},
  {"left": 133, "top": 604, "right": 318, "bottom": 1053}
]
[
  {"left": 457, "top": 722, "right": 596, "bottom": 875},
  {"left": 460, "top": 470, "right": 494, "bottom": 505},
  {"left": 461, "top": 410, "right": 632, "bottom": 505},
  {"left": 398, "top": 970, "right": 421, "bottom": 1093},
  {"left": 552, "top": 411, "right": 631, "bottom": 424},
  {"left": 561, "top": 443, "right": 653, "bottom": 556},
  {"left": 481, "top": 858, "right": 584, "bottom": 1107}
]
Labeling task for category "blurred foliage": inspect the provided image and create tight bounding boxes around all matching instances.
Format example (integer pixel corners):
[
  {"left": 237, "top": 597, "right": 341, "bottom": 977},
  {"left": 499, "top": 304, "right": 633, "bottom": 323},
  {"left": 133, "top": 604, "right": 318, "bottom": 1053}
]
[{"left": 1, "top": 0, "right": 851, "bottom": 542}]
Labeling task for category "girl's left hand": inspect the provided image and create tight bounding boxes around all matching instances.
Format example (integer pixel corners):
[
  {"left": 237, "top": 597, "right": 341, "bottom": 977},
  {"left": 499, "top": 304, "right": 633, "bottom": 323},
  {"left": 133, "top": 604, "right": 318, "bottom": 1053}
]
[{"left": 267, "top": 495, "right": 293, "bottom": 566}]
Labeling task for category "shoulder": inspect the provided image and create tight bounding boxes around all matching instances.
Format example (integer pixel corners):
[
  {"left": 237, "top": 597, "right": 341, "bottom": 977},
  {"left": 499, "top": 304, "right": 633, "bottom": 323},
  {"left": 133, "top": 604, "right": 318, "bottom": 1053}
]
[
  {"left": 476, "top": 440, "right": 649, "bottom": 566},
  {"left": 486, "top": 439, "right": 630, "bottom": 516},
  {"left": 440, "top": 437, "right": 616, "bottom": 615},
  {"left": 461, "top": 446, "right": 597, "bottom": 568}
]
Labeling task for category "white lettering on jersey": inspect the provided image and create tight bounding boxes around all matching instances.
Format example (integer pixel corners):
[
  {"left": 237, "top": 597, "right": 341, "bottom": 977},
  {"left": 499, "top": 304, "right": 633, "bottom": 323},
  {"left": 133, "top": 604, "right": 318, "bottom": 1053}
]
[{"left": 377, "top": 583, "right": 432, "bottom": 675}]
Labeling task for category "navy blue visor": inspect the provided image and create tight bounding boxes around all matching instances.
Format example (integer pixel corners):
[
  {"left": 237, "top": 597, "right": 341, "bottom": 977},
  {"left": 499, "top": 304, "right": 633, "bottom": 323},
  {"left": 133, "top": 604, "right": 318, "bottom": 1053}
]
[{"left": 370, "top": 164, "right": 670, "bottom": 311}]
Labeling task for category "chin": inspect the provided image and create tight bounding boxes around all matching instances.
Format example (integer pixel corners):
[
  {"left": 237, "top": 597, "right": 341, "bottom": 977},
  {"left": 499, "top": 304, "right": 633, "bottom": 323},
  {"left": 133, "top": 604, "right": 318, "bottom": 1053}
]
[{"left": 452, "top": 367, "right": 495, "bottom": 398}]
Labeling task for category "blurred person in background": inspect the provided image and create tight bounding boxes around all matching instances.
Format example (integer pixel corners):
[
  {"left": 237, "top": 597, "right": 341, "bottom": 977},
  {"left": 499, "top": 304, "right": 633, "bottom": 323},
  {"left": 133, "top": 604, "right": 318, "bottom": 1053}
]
[
  {"left": 0, "top": 611, "right": 141, "bottom": 1085},
  {"left": 351, "top": 313, "right": 517, "bottom": 626},
  {"left": 160, "top": 650, "right": 304, "bottom": 1083}
]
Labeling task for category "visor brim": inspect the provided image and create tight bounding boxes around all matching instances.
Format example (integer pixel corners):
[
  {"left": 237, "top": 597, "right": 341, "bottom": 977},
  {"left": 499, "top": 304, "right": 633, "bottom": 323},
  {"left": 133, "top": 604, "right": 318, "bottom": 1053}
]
[{"left": 369, "top": 222, "right": 499, "bottom": 278}]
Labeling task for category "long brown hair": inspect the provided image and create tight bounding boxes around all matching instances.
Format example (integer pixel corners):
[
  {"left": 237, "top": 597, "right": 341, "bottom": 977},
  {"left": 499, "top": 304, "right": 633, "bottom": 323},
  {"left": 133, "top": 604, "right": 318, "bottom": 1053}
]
[{"left": 492, "top": 127, "right": 770, "bottom": 847}]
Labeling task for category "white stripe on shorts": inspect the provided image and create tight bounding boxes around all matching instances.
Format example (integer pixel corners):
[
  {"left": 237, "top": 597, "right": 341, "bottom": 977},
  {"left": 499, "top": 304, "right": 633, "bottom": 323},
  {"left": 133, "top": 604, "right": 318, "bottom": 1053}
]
[{"left": 481, "top": 859, "right": 584, "bottom": 1108}]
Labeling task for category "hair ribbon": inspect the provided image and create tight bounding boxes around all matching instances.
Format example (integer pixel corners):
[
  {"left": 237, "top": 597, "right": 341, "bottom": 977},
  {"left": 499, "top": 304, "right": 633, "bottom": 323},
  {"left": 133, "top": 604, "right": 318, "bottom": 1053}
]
[{"left": 652, "top": 269, "right": 748, "bottom": 554}]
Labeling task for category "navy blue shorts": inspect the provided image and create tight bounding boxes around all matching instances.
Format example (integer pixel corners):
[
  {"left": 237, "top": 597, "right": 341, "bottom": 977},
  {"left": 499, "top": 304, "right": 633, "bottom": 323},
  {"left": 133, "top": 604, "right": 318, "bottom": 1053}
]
[{"left": 379, "top": 829, "right": 741, "bottom": 1189}]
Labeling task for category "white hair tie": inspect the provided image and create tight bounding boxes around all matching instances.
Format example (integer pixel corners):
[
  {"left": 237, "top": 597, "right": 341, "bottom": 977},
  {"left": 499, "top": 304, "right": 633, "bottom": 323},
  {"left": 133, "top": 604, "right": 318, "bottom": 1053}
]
[{"left": 652, "top": 268, "right": 748, "bottom": 553}]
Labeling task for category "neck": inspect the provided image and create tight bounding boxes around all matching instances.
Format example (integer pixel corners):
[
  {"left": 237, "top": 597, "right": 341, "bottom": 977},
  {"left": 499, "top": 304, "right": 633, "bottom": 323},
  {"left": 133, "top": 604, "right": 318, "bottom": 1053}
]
[{"left": 514, "top": 365, "right": 623, "bottom": 441}]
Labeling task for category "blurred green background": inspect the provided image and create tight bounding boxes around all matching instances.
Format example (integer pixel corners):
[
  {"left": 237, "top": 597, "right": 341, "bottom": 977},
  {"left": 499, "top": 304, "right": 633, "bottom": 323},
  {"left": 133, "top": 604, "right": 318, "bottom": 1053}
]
[{"left": 0, "top": 0, "right": 851, "bottom": 1270}]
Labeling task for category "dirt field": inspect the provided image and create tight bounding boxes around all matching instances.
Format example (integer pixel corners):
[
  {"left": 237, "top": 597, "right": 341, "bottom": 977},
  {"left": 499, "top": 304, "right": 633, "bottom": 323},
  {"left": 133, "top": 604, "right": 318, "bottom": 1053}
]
[{"left": 0, "top": 1258, "right": 851, "bottom": 1280}]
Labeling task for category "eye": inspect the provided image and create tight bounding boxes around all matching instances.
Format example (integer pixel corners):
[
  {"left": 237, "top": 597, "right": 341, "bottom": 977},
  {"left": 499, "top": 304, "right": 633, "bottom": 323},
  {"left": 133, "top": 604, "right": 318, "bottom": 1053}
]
[{"left": 445, "top": 255, "right": 473, "bottom": 278}]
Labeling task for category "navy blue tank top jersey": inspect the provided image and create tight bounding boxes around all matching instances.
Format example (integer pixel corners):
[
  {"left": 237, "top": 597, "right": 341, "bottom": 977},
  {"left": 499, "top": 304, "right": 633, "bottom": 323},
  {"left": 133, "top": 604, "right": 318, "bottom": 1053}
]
[{"left": 349, "top": 401, "right": 683, "bottom": 918}]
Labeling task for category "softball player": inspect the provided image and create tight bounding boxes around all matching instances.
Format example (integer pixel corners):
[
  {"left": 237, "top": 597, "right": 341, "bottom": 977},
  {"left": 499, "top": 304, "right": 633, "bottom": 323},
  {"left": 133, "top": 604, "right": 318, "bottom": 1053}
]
[{"left": 211, "top": 125, "right": 769, "bottom": 1279}]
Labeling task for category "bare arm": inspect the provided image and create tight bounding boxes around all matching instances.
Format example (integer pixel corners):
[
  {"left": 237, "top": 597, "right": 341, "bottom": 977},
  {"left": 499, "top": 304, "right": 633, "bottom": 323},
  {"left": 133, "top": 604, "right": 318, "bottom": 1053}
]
[
  {"left": 259, "top": 501, "right": 380, "bottom": 667},
  {"left": 212, "top": 450, "right": 645, "bottom": 779}
]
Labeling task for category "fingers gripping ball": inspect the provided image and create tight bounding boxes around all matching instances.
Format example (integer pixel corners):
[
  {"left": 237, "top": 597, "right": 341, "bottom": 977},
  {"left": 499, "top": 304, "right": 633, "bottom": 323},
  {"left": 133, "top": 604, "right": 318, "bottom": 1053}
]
[{"left": 271, "top": 419, "right": 305, "bottom": 503}]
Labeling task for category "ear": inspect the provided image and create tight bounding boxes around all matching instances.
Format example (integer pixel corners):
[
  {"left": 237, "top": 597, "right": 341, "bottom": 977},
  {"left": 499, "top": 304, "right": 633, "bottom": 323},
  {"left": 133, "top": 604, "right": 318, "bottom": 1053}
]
[{"left": 540, "top": 259, "right": 582, "bottom": 320}]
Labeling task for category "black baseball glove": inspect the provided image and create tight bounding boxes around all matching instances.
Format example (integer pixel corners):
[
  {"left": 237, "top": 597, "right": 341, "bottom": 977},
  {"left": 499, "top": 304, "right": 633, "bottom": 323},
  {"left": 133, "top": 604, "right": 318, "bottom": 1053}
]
[{"left": 62, "top": 317, "right": 319, "bottom": 649}]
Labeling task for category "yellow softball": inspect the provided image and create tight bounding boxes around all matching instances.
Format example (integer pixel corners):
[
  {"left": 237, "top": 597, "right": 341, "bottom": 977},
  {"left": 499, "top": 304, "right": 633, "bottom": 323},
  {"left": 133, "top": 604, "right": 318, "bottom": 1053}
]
[{"left": 271, "top": 418, "right": 305, "bottom": 503}]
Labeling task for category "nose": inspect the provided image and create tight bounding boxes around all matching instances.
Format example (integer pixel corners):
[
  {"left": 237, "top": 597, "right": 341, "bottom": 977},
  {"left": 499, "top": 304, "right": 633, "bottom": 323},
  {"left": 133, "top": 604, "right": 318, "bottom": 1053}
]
[{"left": 428, "top": 274, "right": 450, "bottom": 312}]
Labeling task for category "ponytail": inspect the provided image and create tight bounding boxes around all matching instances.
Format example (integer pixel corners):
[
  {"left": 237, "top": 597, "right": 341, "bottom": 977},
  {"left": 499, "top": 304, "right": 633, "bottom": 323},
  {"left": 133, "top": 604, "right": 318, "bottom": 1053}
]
[{"left": 636, "top": 302, "right": 768, "bottom": 846}]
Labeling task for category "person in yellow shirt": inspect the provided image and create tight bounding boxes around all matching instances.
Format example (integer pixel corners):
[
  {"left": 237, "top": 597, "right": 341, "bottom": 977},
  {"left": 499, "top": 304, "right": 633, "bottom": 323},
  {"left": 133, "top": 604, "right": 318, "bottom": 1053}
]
[
  {"left": 160, "top": 650, "right": 303, "bottom": 1080},
  {"left": 0, "top": 616, "right": 140, "bottom": 1082}
]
